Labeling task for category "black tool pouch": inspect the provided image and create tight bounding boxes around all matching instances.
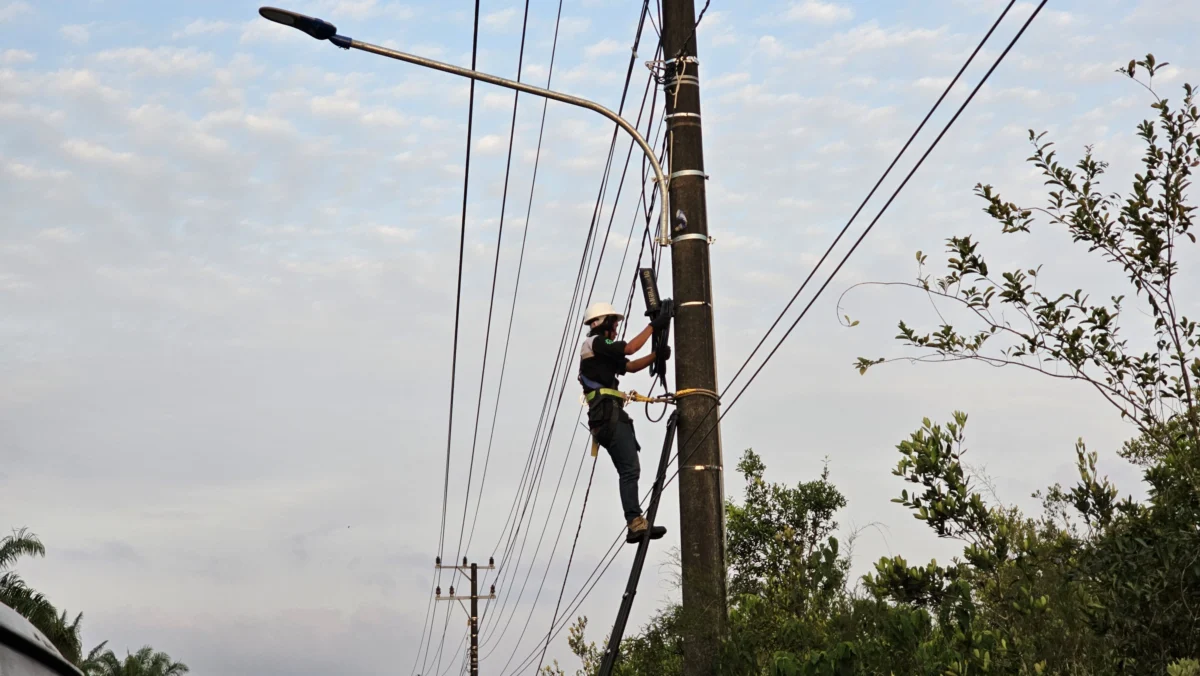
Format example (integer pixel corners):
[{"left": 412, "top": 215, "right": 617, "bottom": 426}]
[{"left": 587, "top": 398, "right": 621, "bottom": 445}]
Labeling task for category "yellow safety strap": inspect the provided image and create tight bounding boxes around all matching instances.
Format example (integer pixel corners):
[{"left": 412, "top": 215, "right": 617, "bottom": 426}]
[
  {"left": 585, "top": 388, "right": 627, "bottom": 402},
  {"left": 672, "top": 387, "right": 721, "bottom": 402}
]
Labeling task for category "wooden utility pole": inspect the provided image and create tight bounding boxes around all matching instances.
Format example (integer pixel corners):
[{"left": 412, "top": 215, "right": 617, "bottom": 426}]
[
  {"left": 433, "top": 557, "right": 495, "bottom": 676},
  {"left": 661, "top": 0, "right": 728, "bottom": 673}
]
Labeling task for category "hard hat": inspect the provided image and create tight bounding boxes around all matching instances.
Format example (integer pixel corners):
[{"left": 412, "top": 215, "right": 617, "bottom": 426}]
[{"left": 583, "top": 301, "right": 623, "bottom": 326}]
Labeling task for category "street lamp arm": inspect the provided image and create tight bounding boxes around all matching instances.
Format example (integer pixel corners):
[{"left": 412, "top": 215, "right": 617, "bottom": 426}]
[{"left": 340, "top": 36, "right": 671, "bottom": 246}]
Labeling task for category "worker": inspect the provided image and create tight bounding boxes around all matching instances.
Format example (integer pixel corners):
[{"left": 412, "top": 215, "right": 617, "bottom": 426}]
[{"left": 578, "top": 300, "right": 673, "bottom": 543}]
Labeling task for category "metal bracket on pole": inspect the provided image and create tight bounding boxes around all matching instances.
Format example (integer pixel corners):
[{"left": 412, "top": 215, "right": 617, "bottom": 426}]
[
  {"left": 669, "top": 169, "right": 708, "bottom": 180},
  {"left": 671, "top": 233, "right": 714, "bottom": 245},
  {"left": 663, "top": 75, "right": 699, "bottom": 89}
]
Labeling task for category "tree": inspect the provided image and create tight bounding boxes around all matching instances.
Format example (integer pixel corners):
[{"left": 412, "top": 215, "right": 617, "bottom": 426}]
[
  {"left": 2, "top": 528, "right": 182, "bottom": 672},
  {"left": 846, "top": 53, "right": 1198, "bottom": 463},
  {"left": 0, "top": 528, "right": 87, "bottom": 664},
  {"left": 845, "top": 54, "right": 1200, "bottom": 672},
  {"left": 84, "top": 646, "right": 189, "bottom": 676}
]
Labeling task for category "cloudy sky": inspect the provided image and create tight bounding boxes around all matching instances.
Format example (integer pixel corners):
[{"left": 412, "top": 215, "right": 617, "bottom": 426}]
[{"left": 3, "top": 0, "right": 1199, "bottom": 673}]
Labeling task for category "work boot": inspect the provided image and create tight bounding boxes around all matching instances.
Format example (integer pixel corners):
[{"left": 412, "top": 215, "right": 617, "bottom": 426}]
[{"left": 625, "top": 516, "right": 666, "bottom": 544}]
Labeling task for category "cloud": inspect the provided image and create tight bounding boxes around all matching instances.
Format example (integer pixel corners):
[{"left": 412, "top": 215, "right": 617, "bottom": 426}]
[
  {"left": 311, "top": 94, "right": 362, "bottom": 118},
  {"left": 784, "top": 1, "right": 853, "bottom": 23},
  {"left": 94, "top": 47, "right": 215, "bottom": 76},
  {"left": 60, "top": 138, "right": 134, "bottom": 165},
  {"left": 584, "top": 38, "right": 624, "bottom": 59},
  {"left": 360, "top": 108, "right": 407, "bottom": 128},
  {"left": 370, "top": 226, "right": 415, "bottom": 241},
  {"left": 332, "top": 0, "right": 379, "bottom": 19},
  {"left": 5, "top": 161, "right": 70, "bottom": 181},
  {"left": 173, "top": 19, "right": 233, "bottom": 38},
  {"left": 60, "top": 23, "right": 90, "bottom": 44},
  {"left": 239, "top": 18, "right": 293, "bottom": 44},
  {"left": 796, "top": 21, "right": 947, "bottom": 63},
  {"left": 558, "top": 16, "right": 590, "bottom": 35},
  {"left": 45, "top": 69, "right": 123, "bottom": 102},
  {"left": 475, "top": 134, "right": 507, "bottom": 155},
  {"left": 707, "top": 72, "right": 750, "bottom": 89},
  {"left": 482, "top": 92, "right": 512, "bottom": 111},
  {"left": 483, "top": 7, "right": 517, "bottom": 30},
  {"left": 0, "top": 49, "right": 34, "bottom": 64},
  {"left": 0, "top": 1, "right": 30, "bottom": 22}
]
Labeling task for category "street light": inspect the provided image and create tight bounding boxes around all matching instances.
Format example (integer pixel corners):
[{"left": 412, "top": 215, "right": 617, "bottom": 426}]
[{"left": 257, "top": 6, "right": 672, "bottom": 245}]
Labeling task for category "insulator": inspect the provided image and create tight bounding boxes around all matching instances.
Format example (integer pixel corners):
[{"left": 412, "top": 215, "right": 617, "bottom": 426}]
[
  {"left": 489, "top": 557, "right": 494, "bottom": 566},
  {"left": 490, "top": 585, "right": 496, "bottom": 594},
  {"left": 462, "top": 556, "right": 468, "bottom": 566},
  {"left": 449, "top": 586, "right": 455, "bottom": 596},
  {"left": 435, "top": 587, "right": 441, "bottom": 596},
  {"left": 435, "top": 556, "right": 441, "bottom": 565}
]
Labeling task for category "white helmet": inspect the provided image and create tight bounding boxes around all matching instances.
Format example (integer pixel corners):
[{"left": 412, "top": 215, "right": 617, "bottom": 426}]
[{"left": 583, "top": 301, "right": 623, "bottom": 327}]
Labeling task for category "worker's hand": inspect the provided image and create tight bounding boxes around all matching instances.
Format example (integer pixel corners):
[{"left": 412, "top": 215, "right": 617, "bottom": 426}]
[
  {"left": 650, "top": 299, "right": 674, "bottom": 330},
  {"left": 658, "top": 344, "right": 672, "bottom": 361}
]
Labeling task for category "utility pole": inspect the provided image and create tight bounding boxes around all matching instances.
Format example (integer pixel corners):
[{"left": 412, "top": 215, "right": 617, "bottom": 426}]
[
  {"left": 433, "top": 557, "right": 496, "bottom": 676},
  {"left": 661, "top": 1, "right": 728, "bottom": 674}
]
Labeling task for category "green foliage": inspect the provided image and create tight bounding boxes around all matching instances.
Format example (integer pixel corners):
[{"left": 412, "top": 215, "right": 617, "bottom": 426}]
[
  {"left": 84, "top": 646, "right": 189, "bottom": 676},
  {"left": 0, "top": 528, "right": 87, "bottom": 664},
  {"left": 846, "top": 55, "right": 1200, "bottom": 447}
]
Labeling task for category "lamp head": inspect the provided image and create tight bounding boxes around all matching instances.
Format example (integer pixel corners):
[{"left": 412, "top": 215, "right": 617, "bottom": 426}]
[{"left": 258, "top": 7, "right": 338, "bottom": 41}]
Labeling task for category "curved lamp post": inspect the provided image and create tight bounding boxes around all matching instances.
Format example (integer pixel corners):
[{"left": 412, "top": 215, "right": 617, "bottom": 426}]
[{"left": 257, "top": 6, "right": 672, "bottom": 246}]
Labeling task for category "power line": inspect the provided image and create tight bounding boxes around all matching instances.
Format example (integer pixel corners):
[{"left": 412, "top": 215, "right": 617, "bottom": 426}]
[
  {"left": 501, "top": 2, "right": 1046, "bottom": 667},
  {"left": 450, "top": 0, "right": 490, "bottom": 571},
  {"left": 477, "top": 0, "right": 657, "bottom": 647},
  {"left": 719, "top": 0, "right": 1020, "bottom": 404},
  {"left": 424, "top": 1, "right": 482, "bottom": 673},
  {"left": 479, "top": 2, "right": 661, "bottom": 657},
  {"left": 459, "top": 0, "right": 535, "bottom": 575},
  {"left": 660, "top": 0, "right": 1048, "bottom": 495}
]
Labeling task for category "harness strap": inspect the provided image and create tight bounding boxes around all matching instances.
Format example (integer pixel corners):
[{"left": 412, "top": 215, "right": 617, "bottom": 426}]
[{"left": 585, "top": 388, "right": 627, "bottom": 403}]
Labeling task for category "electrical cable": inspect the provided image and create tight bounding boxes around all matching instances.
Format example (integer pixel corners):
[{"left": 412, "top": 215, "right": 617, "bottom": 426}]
[
  {"left": 661, "top": 0, "right": 1048, "bottom": 496},
  {"left": 477, "top": 0, "right": 657, "bottom": 649},
  {"left": 478, "top": 3, "right": 660, "bottom": 655},
  {"left": 470, "top": 0, "right": 569, "bottom": 634},
  {"left": 718, "top": 0, "right": 1020, "bottom": 405},
  {"left": 498, "top": 2, "right": 1046, "bottom": 667},
  {"left": 459, "top": 0, "right": 535, "bottom": 569},
  {"left": 422, "top": 2, "right": 482, "bottom": 673}
]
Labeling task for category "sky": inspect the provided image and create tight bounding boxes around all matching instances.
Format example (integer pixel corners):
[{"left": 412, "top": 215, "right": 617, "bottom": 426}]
[{"left": 2, "top": 0, "right": 1199, "bottom": 674}]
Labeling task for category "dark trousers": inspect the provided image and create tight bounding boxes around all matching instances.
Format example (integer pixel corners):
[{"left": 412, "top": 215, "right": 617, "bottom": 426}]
[{"left": 596, "top": 419, "right": 642, "bottom": 524}]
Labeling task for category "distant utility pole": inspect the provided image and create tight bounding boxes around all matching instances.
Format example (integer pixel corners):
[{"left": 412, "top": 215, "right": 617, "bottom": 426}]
[
  {"left": 661, "top": 0, "right": 728, "bottom": 674},
  {"left": 432, "top": 557, "right": 496, "bottom": 676}
]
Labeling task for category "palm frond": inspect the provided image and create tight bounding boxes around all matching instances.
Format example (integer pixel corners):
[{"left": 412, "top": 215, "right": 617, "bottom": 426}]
[{"left": 0, "top": 527, "right": 46, "bottom": 570}]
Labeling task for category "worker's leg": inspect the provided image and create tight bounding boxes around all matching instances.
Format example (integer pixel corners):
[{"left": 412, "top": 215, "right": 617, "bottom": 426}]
[{"left": 604, "top": 421, "right": 642, "bottom": 524}]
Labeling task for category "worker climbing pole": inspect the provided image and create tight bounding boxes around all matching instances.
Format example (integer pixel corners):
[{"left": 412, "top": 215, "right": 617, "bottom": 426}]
[
  {"left": 578, "top": 280, "right": 674, "bottom": 544},
  {"left": 582, "top": 269, "right": 715, "bottom": 676}
]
